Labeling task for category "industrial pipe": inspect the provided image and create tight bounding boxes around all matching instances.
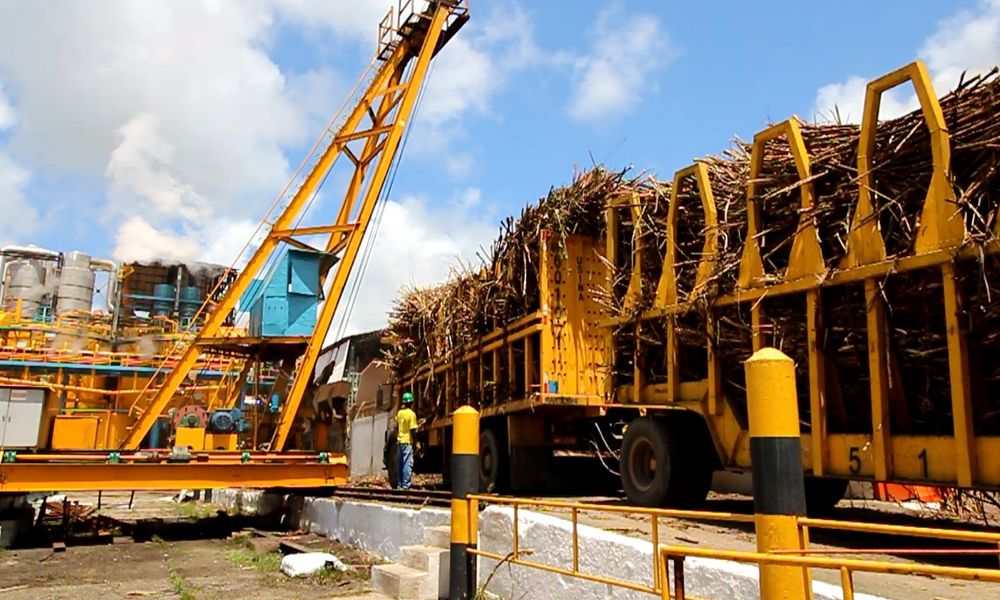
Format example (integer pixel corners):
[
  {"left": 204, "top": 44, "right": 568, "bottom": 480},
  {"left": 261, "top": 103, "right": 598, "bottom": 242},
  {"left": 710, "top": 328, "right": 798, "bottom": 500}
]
[{"left": 0, "top": 244, "right": 63, "bottom": 304}]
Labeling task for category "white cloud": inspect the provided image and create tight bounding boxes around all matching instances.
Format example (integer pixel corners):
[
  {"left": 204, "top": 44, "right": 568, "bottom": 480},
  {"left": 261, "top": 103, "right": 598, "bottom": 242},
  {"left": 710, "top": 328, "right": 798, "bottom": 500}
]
[
  {"left": 201, "top": 219, "right": 265, "bottom": 267},
  {"left": 814, "top": 76, "right": 917, "bottom": 123},
  {"left": 921, "top": 0, "right": 1000, "bottom": 89},
  {"left": 0, "top": 1, "right": 312, "bottom": 205},
  {"left": 0, "top": 0, "right": 352, "bottom": 264},
  {"left": 0, "top": 91, "right": 36, "bottom": 246},
  {"left": 457, "top": 186, "right": 481, "bottom": 208},
  {"left": 0, "top": 83, "right": 14, "bottom": 130},
  {"left": 112, "top": 216, "right": 202, "bottom": 264},
  {"left": 268, "top": 0, "right": 396, "bottom": 42},
  {"left": 329, "top": 194, "right": 496, "bottom": 337},
  {"left": 106, "top": 113, "right": 211, "bottom": 223},
  {"left": 567, "top": 4, "right": 671, "bottom": 123},
  {"left": 409, "top": 3, "right": 546, "bottom": 163},
  {"left": 446, "top": 152, "right": 474, "bottom": 178},
  {"left": 814, "top": 0, "right": 1000, "bottom": 122},
  {"left": 0, "top": 152, "right": 36, "bottom": 245}
]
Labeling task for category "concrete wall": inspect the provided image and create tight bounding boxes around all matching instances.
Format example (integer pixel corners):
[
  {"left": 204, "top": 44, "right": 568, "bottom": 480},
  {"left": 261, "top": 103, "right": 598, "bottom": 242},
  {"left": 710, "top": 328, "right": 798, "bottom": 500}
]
[
  {"left": 214, "top": 489, "right": 447, "bottom": 561},
  {"left": 349, "top": 413, "right": 389, "bottom": 479},
  {"left": 214, "top": 490, "right": 884, "bottom": 600}
]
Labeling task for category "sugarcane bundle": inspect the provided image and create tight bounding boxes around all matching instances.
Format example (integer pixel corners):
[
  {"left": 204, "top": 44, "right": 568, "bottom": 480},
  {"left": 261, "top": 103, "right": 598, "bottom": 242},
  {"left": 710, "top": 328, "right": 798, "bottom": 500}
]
[
  {"left": 603, "top": 68, "right": 1000, "bottom": 435},
  {"left": 384, "top": 166, "right": 651, "bottom": 376}
]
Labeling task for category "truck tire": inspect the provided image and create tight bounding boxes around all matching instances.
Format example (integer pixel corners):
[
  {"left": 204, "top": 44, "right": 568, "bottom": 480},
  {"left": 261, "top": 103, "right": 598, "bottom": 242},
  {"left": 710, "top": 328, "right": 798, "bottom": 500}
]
[
  {"left": 621, "top": 416, "right": 711, "bottom": 508},
  {"left": 479, "top": 428, "right": 508, "bottom": 493},
  {"left": 804, "top": 477, "right": 848, "bottom": 516}
]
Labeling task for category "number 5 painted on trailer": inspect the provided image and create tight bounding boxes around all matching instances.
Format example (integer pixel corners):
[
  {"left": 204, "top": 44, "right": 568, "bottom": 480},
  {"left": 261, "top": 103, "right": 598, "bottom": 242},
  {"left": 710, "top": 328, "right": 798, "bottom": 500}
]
[{"left": 849, "top": 446, "right": 862, "bottom": 475}]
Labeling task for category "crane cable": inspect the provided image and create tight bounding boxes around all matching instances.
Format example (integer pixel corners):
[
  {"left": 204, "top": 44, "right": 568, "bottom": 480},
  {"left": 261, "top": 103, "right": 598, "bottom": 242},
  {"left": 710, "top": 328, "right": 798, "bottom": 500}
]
[{"left": 332, "top": 56, "right": 437, "bottom": 343}]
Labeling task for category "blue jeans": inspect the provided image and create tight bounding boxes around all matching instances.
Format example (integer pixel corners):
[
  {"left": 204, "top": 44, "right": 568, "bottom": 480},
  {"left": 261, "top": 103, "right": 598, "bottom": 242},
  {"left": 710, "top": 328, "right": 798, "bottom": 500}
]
[{"left": 398, "top": 442, "right": 413, "bottom": 490}]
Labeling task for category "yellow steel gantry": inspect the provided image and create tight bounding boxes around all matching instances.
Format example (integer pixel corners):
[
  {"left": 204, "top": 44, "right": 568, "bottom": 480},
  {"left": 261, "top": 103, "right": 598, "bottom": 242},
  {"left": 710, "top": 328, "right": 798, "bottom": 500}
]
[
  {"left": 121, "top": 0, "right": 469, "bottom": 452},
  {"left": 0, "top": 0, "right": 469, "bottom": 493}
]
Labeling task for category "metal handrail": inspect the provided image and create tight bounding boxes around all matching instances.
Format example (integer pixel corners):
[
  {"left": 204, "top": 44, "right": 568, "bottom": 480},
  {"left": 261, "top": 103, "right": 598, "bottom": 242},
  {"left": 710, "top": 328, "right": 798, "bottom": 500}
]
[
  {"left": 466, "top": 494, "right": 754, "bottom": 599},
  {"left": 659, "top": 544, "right": 1000, "bottom": 600},
  {"left": 464, "top": 494, "right": 1000, "bottom": 600}
]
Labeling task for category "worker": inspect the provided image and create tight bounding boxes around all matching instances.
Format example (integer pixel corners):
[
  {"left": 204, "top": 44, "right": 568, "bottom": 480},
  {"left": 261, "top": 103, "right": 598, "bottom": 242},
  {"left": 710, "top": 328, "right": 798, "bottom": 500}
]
[{"left": 396, "top": 392, "right": 418, "bottom": 490}]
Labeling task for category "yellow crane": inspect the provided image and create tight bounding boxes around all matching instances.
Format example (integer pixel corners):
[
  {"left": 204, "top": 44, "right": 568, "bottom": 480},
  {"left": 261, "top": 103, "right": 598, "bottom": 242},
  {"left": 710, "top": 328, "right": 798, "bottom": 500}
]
[{"left": 0, "top": 0, "right": 469, "bottom": 493}]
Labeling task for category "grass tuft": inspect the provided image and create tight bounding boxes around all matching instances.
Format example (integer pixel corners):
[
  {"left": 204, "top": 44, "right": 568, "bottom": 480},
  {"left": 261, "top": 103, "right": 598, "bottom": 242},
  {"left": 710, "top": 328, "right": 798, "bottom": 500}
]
[{"left": 225, "top": 547, "right": 283, "bottom": 574}]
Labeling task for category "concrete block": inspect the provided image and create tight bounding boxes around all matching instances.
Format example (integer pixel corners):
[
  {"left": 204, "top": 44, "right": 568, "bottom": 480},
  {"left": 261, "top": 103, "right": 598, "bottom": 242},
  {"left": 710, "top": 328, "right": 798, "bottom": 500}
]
[
  {"left": 422, "top": 525, "right": 451, "bottom": 550},
  {"left": 401, "top": 545, "right": 449, "bottom": 599},
  {"left": 372, "top": 563, "right": 436, "bottom": 600}
]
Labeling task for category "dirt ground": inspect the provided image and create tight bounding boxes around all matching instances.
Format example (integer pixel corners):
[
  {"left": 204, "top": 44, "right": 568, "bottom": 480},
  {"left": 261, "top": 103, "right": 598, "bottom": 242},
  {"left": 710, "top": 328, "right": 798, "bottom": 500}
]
[
  {"left": 0, "top": 491, "right": 388, "bottom": 600},
  {"left": 0, "top": 535, "right": 387, "bottom": 600}
]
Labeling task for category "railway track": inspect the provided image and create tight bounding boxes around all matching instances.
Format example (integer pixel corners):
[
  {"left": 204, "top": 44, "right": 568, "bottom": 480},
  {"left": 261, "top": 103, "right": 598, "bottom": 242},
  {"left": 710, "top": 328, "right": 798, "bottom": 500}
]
[{"left": 329, "top": 486, "right": 452, "bottom": 507}]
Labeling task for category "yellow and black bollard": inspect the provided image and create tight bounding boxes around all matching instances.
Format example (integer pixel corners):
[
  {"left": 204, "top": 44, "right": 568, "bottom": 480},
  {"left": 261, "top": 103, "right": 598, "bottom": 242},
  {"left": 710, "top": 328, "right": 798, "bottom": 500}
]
[
  {"left": 449, "top": 406, "right": 479, "bottom": 600},
  {"left": 745, "top": 347, "right": 809, "bottom": 600}
]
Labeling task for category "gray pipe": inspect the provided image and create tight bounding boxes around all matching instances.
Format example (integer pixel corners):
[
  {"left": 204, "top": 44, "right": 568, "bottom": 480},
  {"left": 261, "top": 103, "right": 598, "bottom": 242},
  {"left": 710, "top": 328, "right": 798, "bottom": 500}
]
[{"left": 0, "top": 245, "right": 63, "bottom": 303}]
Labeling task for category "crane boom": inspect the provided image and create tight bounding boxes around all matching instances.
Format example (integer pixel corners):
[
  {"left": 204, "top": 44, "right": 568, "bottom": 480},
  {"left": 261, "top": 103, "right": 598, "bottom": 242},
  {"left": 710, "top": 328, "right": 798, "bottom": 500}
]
[{"left": 120, "top": 0, "right": 468, "bottom": 450}]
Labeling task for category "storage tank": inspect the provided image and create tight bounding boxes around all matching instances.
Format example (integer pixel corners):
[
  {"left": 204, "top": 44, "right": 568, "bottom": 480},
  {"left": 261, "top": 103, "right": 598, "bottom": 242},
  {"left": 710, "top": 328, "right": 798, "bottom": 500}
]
[
  {"left": 56, "top": 251, "right": 96, "bottom": 315},
  {"left": 7, "top": 260, "right": 47, "bottom": 318},
  {"left": 152, "top": 283, "right": 175, "bottom": 317},
  {"left": 179, "top": 285, "right": 201, "bottom": 322}
]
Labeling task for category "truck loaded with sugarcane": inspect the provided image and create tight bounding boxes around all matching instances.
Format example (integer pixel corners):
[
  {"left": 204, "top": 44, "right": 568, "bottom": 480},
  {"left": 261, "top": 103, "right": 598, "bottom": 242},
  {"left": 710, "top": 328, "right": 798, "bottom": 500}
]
[{"left": 385, "top": 60, "right": 1000, "bottom": 510}]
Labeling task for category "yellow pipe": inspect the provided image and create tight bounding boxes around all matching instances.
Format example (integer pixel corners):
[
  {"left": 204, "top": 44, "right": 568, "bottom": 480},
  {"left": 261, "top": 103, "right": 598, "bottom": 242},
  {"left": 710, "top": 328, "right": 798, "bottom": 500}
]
[
  {"left": 0, "top": 376, "right": 224, "bottom": 396},
  {"left": 659, "top": 545, "right": 1000, "bottom": 584},
  {"left": 798, "top": 517, "right": 1000, "bottom": 544},
  {"left": 467, "top": 494, "right": 756, "bottom": 523}
]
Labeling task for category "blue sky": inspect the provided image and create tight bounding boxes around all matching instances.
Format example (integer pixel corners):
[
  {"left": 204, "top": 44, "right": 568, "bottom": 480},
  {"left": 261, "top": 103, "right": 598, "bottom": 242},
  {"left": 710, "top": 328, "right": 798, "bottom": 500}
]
[{"left": 0, "top": 0, "right": 996, "bottom": 332}]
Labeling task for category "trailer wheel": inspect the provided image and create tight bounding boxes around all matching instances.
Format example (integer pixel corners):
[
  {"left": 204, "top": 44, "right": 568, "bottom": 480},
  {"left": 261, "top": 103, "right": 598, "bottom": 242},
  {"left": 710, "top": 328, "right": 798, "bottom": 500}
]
[
  {"left": 804, "top": 477, "right": 848, "bottom": 516},
  {"left": 479, "top": 428, "right": 507, "bottom": 493},
  {"left": 621, "top": 416, "right": 711, "bottom": 508}
]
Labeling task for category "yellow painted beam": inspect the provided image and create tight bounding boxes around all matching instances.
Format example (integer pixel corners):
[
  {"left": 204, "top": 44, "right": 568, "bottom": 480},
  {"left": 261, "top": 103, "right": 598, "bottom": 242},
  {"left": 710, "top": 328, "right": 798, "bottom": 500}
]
[
  {"left": 0, "top": 461, "right": 346, "bottom": 493},
  {"left": 941, "top": 262, "right": 977, "bottom": 486}
]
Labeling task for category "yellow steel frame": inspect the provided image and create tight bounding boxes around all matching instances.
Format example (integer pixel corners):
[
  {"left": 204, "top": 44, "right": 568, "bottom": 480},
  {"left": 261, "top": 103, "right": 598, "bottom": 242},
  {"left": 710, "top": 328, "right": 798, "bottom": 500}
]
[
  {"left": 0, "top": 460, "right": 346, "bottom": 493},
  {"left": 597, "top": 60, "right": 995, "bottom": 488},
  {"left": 401, "top": 234, "right": 608, "bottom": 431},
  {"left": 119, "top": 1, "right": 464, "bottom": 452}
]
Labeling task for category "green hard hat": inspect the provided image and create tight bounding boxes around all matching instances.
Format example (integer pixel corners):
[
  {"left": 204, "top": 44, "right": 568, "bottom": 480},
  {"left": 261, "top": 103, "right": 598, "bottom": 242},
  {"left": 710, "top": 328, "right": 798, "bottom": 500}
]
[{"left": 402, "top": 392, "right": 414, "bottom": 403}]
